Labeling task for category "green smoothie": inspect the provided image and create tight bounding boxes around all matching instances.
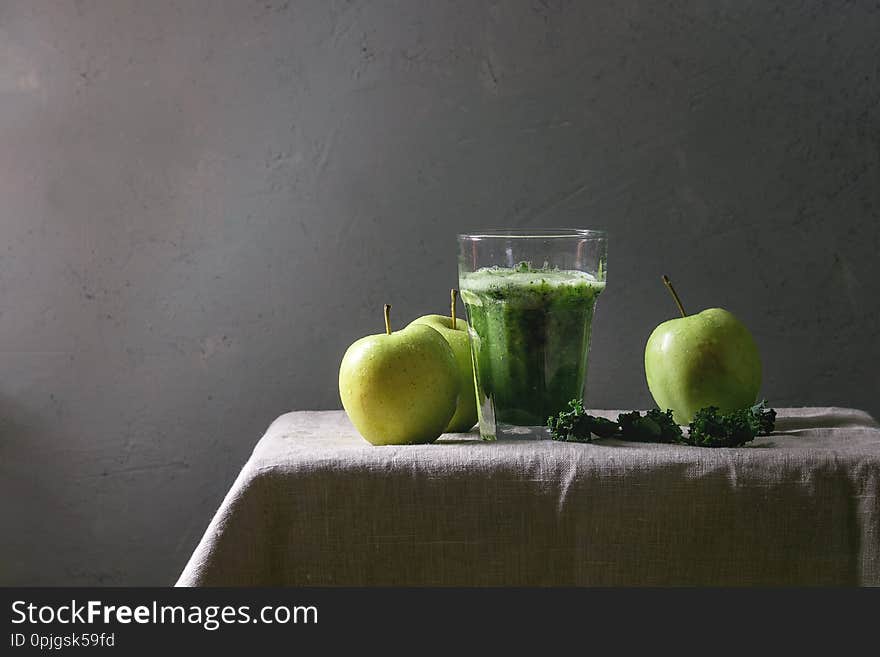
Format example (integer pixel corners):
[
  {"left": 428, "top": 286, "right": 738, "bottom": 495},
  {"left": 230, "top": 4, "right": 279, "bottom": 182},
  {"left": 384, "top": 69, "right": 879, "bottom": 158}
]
[{"left": 459, "top": 263, "right": 605, "bottom": 435}]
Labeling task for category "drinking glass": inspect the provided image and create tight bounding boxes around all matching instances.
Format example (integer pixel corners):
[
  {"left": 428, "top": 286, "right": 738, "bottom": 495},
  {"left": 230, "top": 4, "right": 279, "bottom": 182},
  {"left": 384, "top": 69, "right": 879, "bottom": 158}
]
[{"left": 457, "top": 229, "right": 607, "bottom": 440}]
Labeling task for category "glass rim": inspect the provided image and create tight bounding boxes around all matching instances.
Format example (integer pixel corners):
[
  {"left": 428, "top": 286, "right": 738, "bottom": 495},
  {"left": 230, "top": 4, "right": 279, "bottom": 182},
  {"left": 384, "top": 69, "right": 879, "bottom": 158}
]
[{"left": 457, "top": 228, "right": 607, "bottom": 240}]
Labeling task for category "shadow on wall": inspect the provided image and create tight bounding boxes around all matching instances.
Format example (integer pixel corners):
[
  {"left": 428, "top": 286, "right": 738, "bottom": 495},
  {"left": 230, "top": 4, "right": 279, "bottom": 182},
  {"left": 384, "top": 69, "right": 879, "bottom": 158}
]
[{"left": 0, "top": 395, "right": 106, "bottom": 585}]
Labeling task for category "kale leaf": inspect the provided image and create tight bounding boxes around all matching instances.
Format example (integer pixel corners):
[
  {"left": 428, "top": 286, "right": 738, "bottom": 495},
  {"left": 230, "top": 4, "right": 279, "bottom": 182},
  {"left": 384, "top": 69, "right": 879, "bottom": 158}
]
[
  {"left": 547, "top": 399, "right": 618, "bottom": 442},
  {"left": 617, "top": 409, "right": 683, "bottom": 443},
  {"left": 548, "top": 399, "right": 776, "bottom": 447},
  {"left": 752, "top": 400, "right": 777, "bottom": 435},
  {"left": 684, "top": 400, "right": 776, "bottom": 447}
]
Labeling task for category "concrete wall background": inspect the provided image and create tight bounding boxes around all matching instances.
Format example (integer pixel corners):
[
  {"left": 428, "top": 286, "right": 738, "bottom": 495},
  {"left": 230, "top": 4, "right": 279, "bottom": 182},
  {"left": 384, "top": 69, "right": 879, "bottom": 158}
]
[{"left": 0, "top": 0, "right": 878, "bottom": 584}]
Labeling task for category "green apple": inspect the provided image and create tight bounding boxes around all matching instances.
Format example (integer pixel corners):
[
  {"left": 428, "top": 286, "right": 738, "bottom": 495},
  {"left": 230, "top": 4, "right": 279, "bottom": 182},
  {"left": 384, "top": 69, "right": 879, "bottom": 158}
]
[
  {"left": 644, "top": 277, "right": 762, "bottom": 425},
  {"left": 409, "top": 289, "right": 478, "bottom": 432},
  {"left": 339, "top": 304, "right": 459, "bottom": 445}
]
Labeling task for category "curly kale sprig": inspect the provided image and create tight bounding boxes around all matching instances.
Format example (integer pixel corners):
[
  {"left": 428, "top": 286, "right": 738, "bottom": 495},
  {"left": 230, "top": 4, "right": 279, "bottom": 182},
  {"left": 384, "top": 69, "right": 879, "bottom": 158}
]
[
  {"left": 754, "top": 401, "right": 777, "bottom": 435},
  {"left": 547, "top": 401, "right": 680, "bottom": 443},
  {"left": 683, "top": 400, "right": 777, "bottom": 447},
  {"left": 546, "top": 399, "right": 619, "bottom": 442},
  {"left": 617, "top": 409, "right": 683, "bottom": 443},
  {"left": 547, "top": 399, "right": 776, "bottom": 446}
]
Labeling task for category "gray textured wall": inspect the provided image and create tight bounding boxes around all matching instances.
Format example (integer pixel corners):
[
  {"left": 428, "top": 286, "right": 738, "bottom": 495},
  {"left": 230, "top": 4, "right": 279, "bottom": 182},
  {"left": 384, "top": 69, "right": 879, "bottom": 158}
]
[{"left": 1, "top": 0, "right": 878, "bottom": 585}]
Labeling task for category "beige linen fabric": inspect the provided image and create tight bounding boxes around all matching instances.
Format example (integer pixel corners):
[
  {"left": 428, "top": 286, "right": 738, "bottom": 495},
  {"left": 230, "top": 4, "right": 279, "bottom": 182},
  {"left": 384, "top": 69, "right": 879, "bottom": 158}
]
[{"left": 177, "top": 408, "right": 880, "bottom": 586}]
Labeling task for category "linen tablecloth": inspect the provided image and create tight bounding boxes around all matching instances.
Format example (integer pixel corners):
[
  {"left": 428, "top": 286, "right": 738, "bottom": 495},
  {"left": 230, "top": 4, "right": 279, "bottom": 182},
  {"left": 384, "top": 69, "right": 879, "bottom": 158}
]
[{"left": 177, "top": 408, "right": 880, "bottom": 586}]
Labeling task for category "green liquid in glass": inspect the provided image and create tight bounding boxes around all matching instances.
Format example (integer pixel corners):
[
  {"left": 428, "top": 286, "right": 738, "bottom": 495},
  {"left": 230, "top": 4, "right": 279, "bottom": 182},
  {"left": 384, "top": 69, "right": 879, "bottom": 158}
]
[{"left": 460, "top": 265, "right": 605, "bottom": 435}]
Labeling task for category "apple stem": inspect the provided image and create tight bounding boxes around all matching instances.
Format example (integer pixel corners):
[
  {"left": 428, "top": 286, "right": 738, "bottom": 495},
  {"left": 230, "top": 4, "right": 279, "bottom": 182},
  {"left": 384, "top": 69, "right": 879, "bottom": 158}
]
[
  {"left": 450, "top": 289, "right": 458, "bottom": 328},
  {"left": 384, "top": 304, "right": 392, "bottom": 335},
  {"left": 662, "top": 275, "right": 687, "bottom": 317}
]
